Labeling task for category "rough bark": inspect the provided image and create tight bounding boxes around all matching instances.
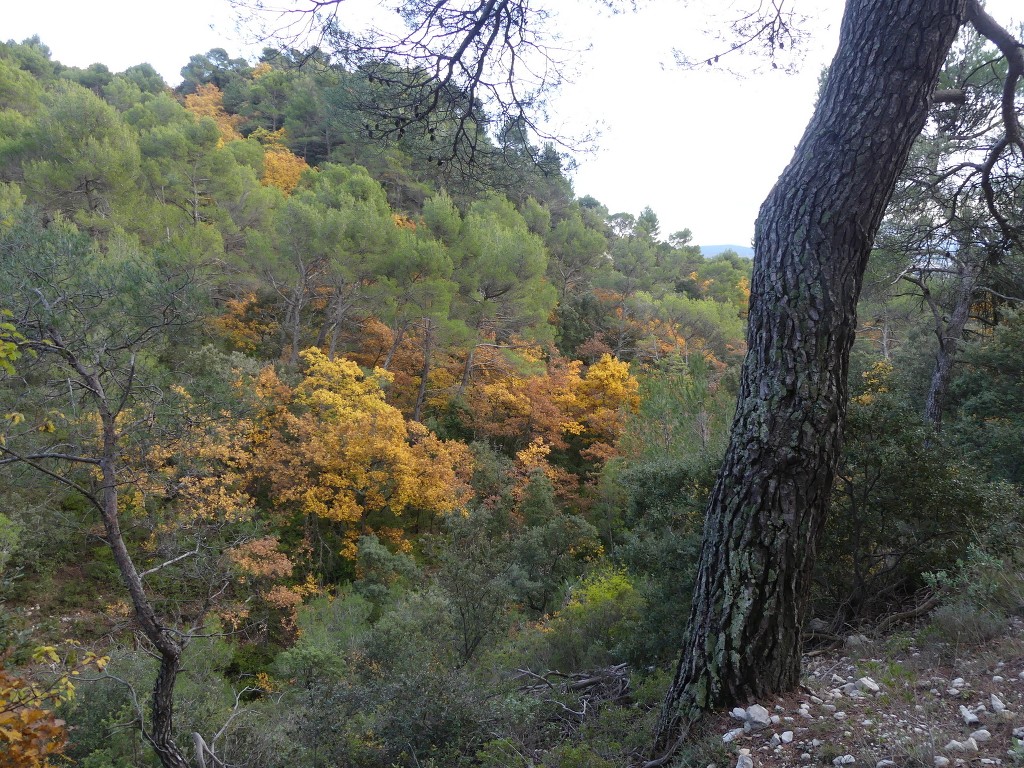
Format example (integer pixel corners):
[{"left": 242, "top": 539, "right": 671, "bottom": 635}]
[{"left": 655, "top": 0, "right": 967, "bottom": 749}]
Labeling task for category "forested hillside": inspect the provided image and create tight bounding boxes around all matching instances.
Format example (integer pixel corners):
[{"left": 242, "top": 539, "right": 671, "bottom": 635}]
[{"left": 0, "top": 30, "right": 1021, "bottom": 768}]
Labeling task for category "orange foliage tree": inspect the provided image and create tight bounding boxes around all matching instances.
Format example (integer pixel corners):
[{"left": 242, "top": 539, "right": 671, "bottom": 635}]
[{"left": 0, "top": 646, "right": 107, "bottom": 768}]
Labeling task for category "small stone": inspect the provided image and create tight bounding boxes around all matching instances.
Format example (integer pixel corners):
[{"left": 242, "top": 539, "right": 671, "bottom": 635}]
[
  {"left": 970, "top": 729, "right": 992, "bottom": 743},
  {"left": 845, "top": 633, "right": 869, "bottom": 648},
  {"left": 959, "top": 705, "right": 980, "bottom": 726},
  {"left": 993, "top": 675, "right": 1005, "bottom": 683},
  {"left": 991, "top": 693, "right": 1006, "bottom": 714},
  {"left": 833, "top": 711, "right": 847, "bottom": 721},
  {"left": 964, "top": 737, "right": 979, "bottom": 753},
  {"left": 736, "top": 755, "right": 754, "bottom": 768},
  {"left": 731, "top": 707, "right": 748, "bottom": 721},
  {"left": 858, "top": 676, "right": 880, "bottom": 694},
  {"left": 876, "top": 762, "right": 897, "bottom": 768},
  {"left": 842, "top": 682, "right": 859, "bottom": 696},
  {"left": 1013, "top": 726, "right": 1024, "bottom": 739},
  {"left": 769, "top": 733, "right": 781, "bottom": 748},
  {"left": 934, "top": 758, "right": 950, "bottom": 768},
  {"left": 781, "top": 731, "right": 794, "bottom": 744},
  {"left": 832, "top": 673, "right": 846, "bottom": 684},
  {"left": 770, "top": 715, "right": 781, "bottom": 725},
  {"left": 952, "top": 677, "right": 966, "bottom": 687},
  {"left": 945, "top": 740, "right": 965, "bottom": 752},
  {"left": 999, "top": 709, "right": 1015, "bottom": 721},
  {"left": 723, "top": 728, "right": 744, "bottom": 743},
  {"left": 861, "top": 719, "right": 874, "bottom": 726},
  {"left": 832, "top": 755, "right": 855, "bottom": 766},
  {"left": 810, "top": 695, "right": 824, "bottom": 705},
  {"left": 746, "top": 704, "right": 772, "bottom": 730}
]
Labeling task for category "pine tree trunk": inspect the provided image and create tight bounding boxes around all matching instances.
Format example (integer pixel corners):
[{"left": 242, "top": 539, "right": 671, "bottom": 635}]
[{"left": 655, "top": 0, "right": 966, "bottom": 749}]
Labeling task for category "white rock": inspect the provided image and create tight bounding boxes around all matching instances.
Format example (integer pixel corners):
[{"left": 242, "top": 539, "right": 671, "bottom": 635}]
[
  {"left": 959, "top": 705, "right": 980, "bottom": 726},
  {"left": 723, "top": 728, "right": 744, "bottom": 743},
  {"left": 770, "top": 715, "right": 781, "bottom": 725},
  {"left": 736, "top": 755, "right": 754, "bottom": 768},
  {"left": 934, "top": 758, "right": 950, "bottom": 768},
  {"left": 945, "top": 740, "right": 965, "bottom": 752},
  {"left": 876, "top": 761, "right": 897, "bottom": 768},
  {"left": 845, "top": 634, "right": 869, "bottom": 648},
  {"left": 781, "top": 731, "right": 794, "bottom": 744},
  {"left": 834, "top": 711, "right": 847, "bottom": 721},
  {"left": 857, "top": 676, "right": 880, "bottom": 694},
  {"left": 970, "top": 729, "right": 992, "bottom": 742},
  {"left": 993, "top": 675, "right": 1005, "bottom": 683},
  {"left": 832, "top": 673, "right": 846, "bottom": 684},
  {"left": 991, "top": 693, "right": 1006, "bottom": 714},
  {"left": 832, "top": 755, "right": 855, "bottom": 766},
  {"left": 769, "top": 734, "right": 781, "bottom": 748},
  {"left": 745, "top": 704, "right": 772, "bottom": 731},
  {"left": 1012, "top": 726, "right": 1024, "bottom": 739},
  {"left": 952, "top": 677, "right": 966, "bottom": 687},
  {"left": 731, "top": 707, "right": 748, "bottom": 721},
  {"left": 964, "top": 737, "right": 979, "bottom": 752}
]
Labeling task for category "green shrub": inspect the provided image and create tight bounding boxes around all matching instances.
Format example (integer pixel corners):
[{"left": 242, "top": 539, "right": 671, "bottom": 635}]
[{"left": 541, "top": 569, "right": 645, "bottom": 672}]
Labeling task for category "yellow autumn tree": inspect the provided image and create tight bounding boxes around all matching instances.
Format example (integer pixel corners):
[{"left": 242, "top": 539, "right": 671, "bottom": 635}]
[
  {"left": 254, "top": 348, "right": 472, "bottom": 559},
  {"left": 569, "top": 353, "right": 641, "bottom": 462},
  {"left": 252, "top": 128, "right": 309, "bottom": 194},
  {"left": 183, "top": 83, "right": 242, "bottom": 142}
]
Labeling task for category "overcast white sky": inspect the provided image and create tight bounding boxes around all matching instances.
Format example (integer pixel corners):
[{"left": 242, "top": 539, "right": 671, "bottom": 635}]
[{"left": 4, "top": 1, "right": 1019, "bottom": 247}]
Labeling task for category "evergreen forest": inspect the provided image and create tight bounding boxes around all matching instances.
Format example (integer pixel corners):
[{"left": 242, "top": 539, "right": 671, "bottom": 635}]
[{"left": 0, "top": 25, "right": 1022, "bottom": 768}]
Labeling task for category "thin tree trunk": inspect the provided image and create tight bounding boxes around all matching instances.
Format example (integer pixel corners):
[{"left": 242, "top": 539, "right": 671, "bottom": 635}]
[
  {"left": 413, "top": 317, "right": 434, "bottom": 422},
  {"left": 655, "top": 0, "right": 966, "bottom": 751},
  {"left": 97, "top": 410, "right": 190, "bottom": 768},
  {"left": 381, "top": 321, "right": 408, "bottom": 370},
  {"left": 924, "top": 259, "right": 980, "bottom": 428},
  {"left": 457, "top": 320, "right": 484, "bottom": 399}
]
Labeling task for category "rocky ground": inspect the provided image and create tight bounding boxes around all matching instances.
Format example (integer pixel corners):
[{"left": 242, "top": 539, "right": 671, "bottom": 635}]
[{"left": 703, "top": 618, "right": 1024, "bottom": 768}]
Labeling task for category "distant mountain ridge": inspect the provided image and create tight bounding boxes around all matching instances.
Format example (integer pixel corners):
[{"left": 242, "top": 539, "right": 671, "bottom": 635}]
[{"left": 699, "top": 244, "right": 754, "bottom": 258}]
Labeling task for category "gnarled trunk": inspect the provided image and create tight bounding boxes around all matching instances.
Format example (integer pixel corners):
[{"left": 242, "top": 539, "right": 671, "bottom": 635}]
[{"left": 655, "top": 0, "right": 967, "bottom": 748}]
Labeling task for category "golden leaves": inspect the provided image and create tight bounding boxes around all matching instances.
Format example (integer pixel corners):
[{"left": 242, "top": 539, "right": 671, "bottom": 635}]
[
  {"left": 183, "top": 84, "right": 243, "bottom": 143},
  {"left": 0, "top": 647, "right": 107, "bottom": 768},
  {"left": 249, "top": 348, "right": 472, "bottom": 559}
]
